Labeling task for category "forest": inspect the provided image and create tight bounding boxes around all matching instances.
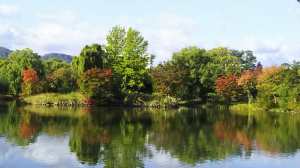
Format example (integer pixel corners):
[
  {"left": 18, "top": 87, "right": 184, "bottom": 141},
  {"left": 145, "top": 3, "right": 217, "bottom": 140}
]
[{"left": 0, "top": 25, "right": 299, "bottom": 111}]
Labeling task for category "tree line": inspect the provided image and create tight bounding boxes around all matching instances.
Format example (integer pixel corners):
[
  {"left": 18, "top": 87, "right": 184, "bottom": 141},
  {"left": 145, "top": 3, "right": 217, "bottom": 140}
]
[{"left": 0, "top": 25, "right": 298, "bottom": 110}]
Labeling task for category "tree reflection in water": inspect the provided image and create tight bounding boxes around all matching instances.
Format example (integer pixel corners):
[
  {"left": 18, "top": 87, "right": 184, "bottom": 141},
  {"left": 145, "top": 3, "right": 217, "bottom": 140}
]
[{"left": 1, "top": 103, "right": 300, "bottom": 166}]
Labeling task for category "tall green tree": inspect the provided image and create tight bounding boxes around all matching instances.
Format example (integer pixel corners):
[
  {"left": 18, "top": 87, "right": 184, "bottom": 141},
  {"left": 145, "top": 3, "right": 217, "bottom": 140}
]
[
  {"left": 0, "top": 48, "right": 44, "bottom": 95},
  {"left": 71, "top": 43, "right": 103, "bottom": 75},
  {"left": 209, "top": 47, "right": 241, "bottom": 74},
  {"left": 171, "top": 46, "right": 223, "bottom": 102},
  {"left": 103, "top": 25, "right": 151, "bottom": 93}
]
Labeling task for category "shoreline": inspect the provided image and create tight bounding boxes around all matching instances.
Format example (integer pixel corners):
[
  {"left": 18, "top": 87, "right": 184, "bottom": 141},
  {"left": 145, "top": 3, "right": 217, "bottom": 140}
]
[{"left": 20, "top": 100, "right": 180, "bottom": 109}]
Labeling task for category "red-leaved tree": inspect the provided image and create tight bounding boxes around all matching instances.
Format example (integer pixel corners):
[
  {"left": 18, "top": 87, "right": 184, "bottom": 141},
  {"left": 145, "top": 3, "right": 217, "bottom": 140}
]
[
  {"left": 20, "top": 69, "right": 40, "bottom": 97},
  {"left": 77, "top": 68, "right": 114, "bottom": 103},
  {"left": 215, "top": 73, "right": 240, "bottom": 104}
]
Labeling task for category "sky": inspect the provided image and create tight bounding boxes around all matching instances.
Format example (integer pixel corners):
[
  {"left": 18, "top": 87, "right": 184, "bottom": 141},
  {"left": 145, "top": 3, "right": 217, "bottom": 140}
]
[{"left": 0, "top": 0, "right": 300, "bottom": 66}]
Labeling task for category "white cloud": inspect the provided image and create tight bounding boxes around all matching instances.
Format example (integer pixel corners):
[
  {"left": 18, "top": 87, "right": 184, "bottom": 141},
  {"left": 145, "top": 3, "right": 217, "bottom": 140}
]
[
  {"left": 0, "top": 135, "right": 84, "bottom": 168},
  {"left": 0, "top": 10, "right": 107, "bottom": 56},
  {"left": 0, "top": 4, "right": 20, "bottom": 18},
  {"left": 140, "top": 13, "right": 203, "bottom": 64},
  {"left": 240, "top": 37, "right": 300, "bottom": 66},
  {"left": 19, "top": 22, "right": 107, "bottom": 55}
]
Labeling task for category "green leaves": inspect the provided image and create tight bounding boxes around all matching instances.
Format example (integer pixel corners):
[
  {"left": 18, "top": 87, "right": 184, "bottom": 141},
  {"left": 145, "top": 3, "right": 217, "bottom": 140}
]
[
  {"left": 71, "top": 44, "right": 103, "bottom": 75},
  {"left": 0, "top": 48, "right": 44, "bottom": 95},
  {"left": 103, "top": 25, "right": 150, "bottom": 93}
]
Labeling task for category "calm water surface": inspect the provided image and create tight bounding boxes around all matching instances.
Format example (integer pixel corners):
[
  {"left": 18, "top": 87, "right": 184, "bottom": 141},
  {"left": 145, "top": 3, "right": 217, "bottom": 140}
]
[{"left": 1, "top": 101, "right": 300, "bottom": 168}]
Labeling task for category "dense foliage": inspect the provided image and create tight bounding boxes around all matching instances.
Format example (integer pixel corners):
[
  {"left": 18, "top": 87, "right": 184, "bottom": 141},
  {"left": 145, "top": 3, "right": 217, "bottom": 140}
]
[
  {"left": 20, "top": 69, "right": 40, "bottom": 97},
  {"left": 77, "top": 68, "right": 114, "bottom": 103},
  {"left": 215, "top": 73, "right": 240, "bottom": 104},
  {"left": 71, "top": 43, "right": 103, "bottom": 75},
  {"left": 0, "top": 26, "right": 299, "bottom": 111}
]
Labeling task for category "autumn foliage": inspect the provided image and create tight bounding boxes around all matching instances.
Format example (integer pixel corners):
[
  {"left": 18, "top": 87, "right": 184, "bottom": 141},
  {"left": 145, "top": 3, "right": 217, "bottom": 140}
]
[
  {"left": 215, "top": 73, "right": 240, "bottom": 103},
  {"left": 20, "top": 69, "right": 40, "bottom": 97},
  {"left": 77, "top": 68, "right": 114, "bottom": 100},
  {"left": 151, "top": 62, "right": 187, "bottom": 98},
  {"left": 238, "top": 70, "right": 255, "bottom": 103},
  {"left": 20, "top": 124, "right": 36, "bottom": 139},
  {"left": 253, "top": 64, "right": 263, "bottom": 75},
  {"left": 215, "top": 122, "right": 252, "bottom": 149},
  {"left": 82, "top": 97, "right": 96, "bottom": 105}
]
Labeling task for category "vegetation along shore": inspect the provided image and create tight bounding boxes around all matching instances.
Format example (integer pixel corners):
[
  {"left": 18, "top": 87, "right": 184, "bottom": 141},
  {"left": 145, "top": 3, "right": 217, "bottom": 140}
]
[{"left": 0, "top": 25, "right": 299, "bottom": 111}]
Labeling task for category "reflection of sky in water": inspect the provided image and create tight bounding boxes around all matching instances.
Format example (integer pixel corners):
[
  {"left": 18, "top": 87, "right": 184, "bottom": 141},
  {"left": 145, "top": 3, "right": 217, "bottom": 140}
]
[
  {"left": 1, "top": 134, "right": 300, "bottom": 168},
  {"left": 0, "top": 135, "right": 84, "bottom": 168}
]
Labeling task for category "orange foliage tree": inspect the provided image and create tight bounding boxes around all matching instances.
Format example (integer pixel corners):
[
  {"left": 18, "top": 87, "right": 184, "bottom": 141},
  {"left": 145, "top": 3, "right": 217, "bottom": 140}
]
[
  {"left": 215, "top": 73, "right": 240, "bottom": 104},
  {"left": 20, "top": 69, "right": 40, "bottom": 97},
  {"left": 238, "top": 70, "right": 255, "bottom": 104},
  {"left": 77, "top": 68, "right": 114, "bottom": 103}
]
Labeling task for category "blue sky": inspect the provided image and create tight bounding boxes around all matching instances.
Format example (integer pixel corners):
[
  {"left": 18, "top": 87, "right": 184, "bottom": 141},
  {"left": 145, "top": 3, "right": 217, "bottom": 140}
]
[{"left": 0, "top": 0, "right": 300, "bottom": 66}]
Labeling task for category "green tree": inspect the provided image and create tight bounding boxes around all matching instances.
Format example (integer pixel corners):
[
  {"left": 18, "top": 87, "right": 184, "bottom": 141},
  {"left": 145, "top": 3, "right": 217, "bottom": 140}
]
[
  {"left": 0, "top": 59, "right": 10, "bottom": 68},
  {"left": 71, "top": 44, "right": 103, "bottom": 75},
  {"left": 171, "top": 46, "right": 223, "bottom": 102},
  {"left": 46, "top": 67, "right": 77, "bottom": 93},
  {"left": 43, "top": 57, "right": 71, "bottom": 74},
  {"left": 103, "top": 25, "right": 151, "bottom": 94},
  {"left": 0, "top": 48, "right": 44, "bottom": 95},
  {"left": 0, "top": 76, "right": 9, "bottom": 94},
  {"left": 209, "top": 47, "right": 241, "bottom": 74},
  {"left": 171, "top": 46, "right": 207, "bottom": 100}
]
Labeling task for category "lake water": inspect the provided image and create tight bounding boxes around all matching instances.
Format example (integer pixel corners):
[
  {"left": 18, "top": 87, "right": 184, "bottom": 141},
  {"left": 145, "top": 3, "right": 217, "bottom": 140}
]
[{"left": 1, "top": 101, "right": 300, "bottom": 168}]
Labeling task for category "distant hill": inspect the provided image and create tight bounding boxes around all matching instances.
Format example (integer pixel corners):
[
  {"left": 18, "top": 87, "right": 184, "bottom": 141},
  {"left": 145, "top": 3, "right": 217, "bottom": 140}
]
[
  {"left": 0, "top": 47, "right": 73, "bottom": 63},
  {"left": 0, "top": 47, "right": 12, "bottom": 59},
  {"left": 41, "top": 53, "right": 73, "bottom": 63}
]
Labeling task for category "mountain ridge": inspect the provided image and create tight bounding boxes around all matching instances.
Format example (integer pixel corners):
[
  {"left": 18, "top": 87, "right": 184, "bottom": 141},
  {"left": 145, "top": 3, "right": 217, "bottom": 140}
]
[{"left": 0, "top": 47, "right": 73, "bottom": 63}]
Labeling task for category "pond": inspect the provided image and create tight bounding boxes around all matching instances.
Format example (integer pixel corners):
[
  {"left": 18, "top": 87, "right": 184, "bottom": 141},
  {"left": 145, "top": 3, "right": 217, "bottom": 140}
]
[{"left": 1, "top": 101, "right": 300, "bottom": 168}]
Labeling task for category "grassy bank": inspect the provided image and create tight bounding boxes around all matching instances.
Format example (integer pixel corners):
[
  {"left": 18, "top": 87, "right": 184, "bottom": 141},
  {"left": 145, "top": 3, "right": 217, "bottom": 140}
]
[
  {"left": 23, "top": 92, "right": 85, "bottom": 104},
  {"left": 230, "top": 103, "right": 300, "bottom": 113},
  {"left": 22, "top": 92, "right": 180, "bottom": 108},
  {"left": 230, "top": 103, "right": 259, "bottom": 110}
]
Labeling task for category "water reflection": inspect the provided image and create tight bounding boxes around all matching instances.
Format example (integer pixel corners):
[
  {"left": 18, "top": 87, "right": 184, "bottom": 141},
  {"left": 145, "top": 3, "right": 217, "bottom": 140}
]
[{"left": 1, "top": 102, "right": 300, "bottom": 167}]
